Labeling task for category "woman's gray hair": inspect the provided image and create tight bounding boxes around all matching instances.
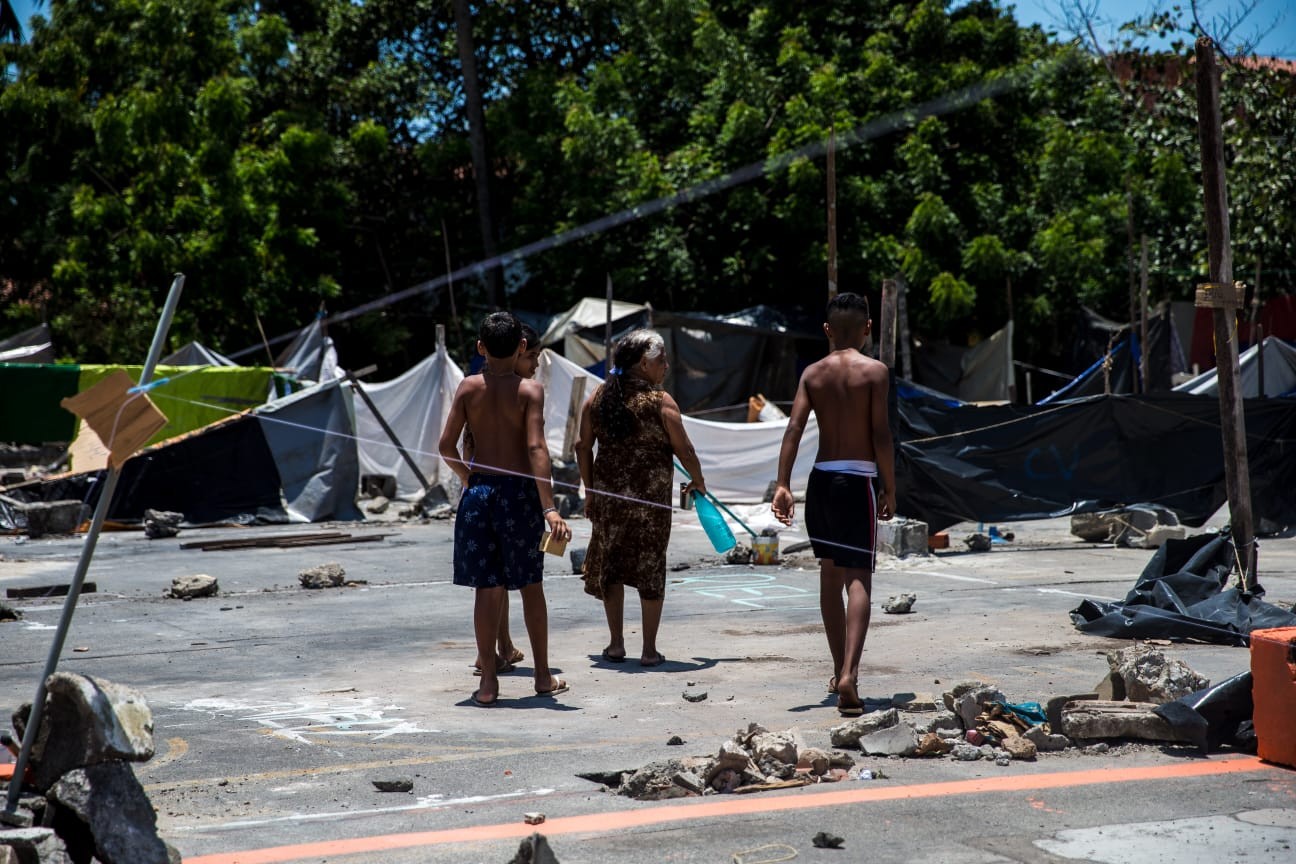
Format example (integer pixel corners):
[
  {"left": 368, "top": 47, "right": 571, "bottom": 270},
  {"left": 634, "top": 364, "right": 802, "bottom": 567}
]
[
  {"left": 599, "top": 328, "right": 667, "bottom": 441},
  {"left": 620, "top": 328, "right": 664, "bottom": 361}
]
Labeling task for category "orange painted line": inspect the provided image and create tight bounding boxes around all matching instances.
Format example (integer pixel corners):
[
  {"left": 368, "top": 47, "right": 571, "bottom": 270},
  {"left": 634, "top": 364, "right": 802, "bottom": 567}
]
[{"left": 184, "top": 756, "right": 1275, "bottom": 864}]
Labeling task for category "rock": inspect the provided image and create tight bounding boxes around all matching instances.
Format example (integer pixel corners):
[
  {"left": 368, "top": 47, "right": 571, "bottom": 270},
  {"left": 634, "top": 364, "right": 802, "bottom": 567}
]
[
  {"left": 859, "top": 723, "right": 919, "bottom": 757},
  {"left": 796, "top": 747, "right": 833, "bottom": 775},
  {"left": 1047, "top": 693, "right": 1096, "bottom": 730},
  {"left": 166, "top": 574, "right": 218, "bottom": 600},
  {"left": 0, "top": 827, "right": 73, "bottom": 864},
  {"left": 371, "top": 777, "right": 413, "bottom": 793},
  {"left": 1084, "top": 742, "right": 1110, "bottom": 755},
  {"left": 672, "top": 771, "right": 705, "bottom": 794},
  {"left": 812, "top": 832, "right": 845, "bottom": 849},
  {"left": 1060, "top": 700, "right": 1195, "bottom": 743},
  {"left": 750, "top": 731, "right": 801, "bottom": 765},
  {"left": 891, "top": 692, "right": 938, "bottom": 712},
  {"left": 1002, "top": 735, "right": 1037, "bottom": 761},
  {"left": 298, "top": 562, "right": 346, "bottom": 589},
  {"left": 142, "top": 509, "right": 183, "bottom": 539},
  {"left": 1107, "top": 645, "right": 1210, "bottom": 703},
  {"left": 725, "top": 544, "right": 752, "bottom": 565},
  {"left": 830, "top": 707, "right": 899, "bottom": 748},
  {"left": 621, "top": 760, "right": 694, "bottom": 800},
  {"left": 0, "top": 602, "right": 22, "bottom": 622},
  {"left": 682, "top": 689, "right": 707, "bottom": 703},
  {"left": 951, "top": 743, "right": 983, "bottom": 761},
  {"left": 995, "top": 755, "right": 1012, "bottom": 767},
  {"left": 929, "top": 711, "right": 962, "bottom": 733},
  {"left": 876, "top": 518, "right": 930, "bottom": 558},
  {"left": 882, "top": 593, "right": 917, "bottom": 614},
  {"left": 49, "top": 763, "right": 169, "bottom": 864},
  {"left": 12, "top": 673, "right": 154, "bottom": 792},
  {"left": 1140, "top": 524, "right": 1186, "bottom": 548},
  {"left": 915, "top": 732, "right": 954, "bottom": 757},
  {"left": 523, "top": 812, "right": 546, "bottom": 825},
  {"left": 950, "top": 686, "right": 1006, "bottom": 730},
  {"left": 507, "top": 832, "right": 561, "bottom": 864},
  {"left": 1022, "top": 726, "right": 1071, "bottom": 752},
  {"left": 365, "top": 496, "right": 390, "bottom": 515},
  {"left": 666, "top": 735, "right": 685, "bottom": 746},
  {"left": 964, "top": 532, "right": 992, "bottom": 552},
  {"left": 18, "top": 501, "right": 83, "bottom": 538},
  {"left": 1093, "top": 670, "right": 1126, "bottom": 701}
]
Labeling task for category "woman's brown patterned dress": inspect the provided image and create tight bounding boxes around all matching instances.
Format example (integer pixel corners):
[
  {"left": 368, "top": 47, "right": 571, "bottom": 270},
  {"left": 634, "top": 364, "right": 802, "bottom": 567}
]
[{"left": 582, "top": 378, "right": 674, "bottom": 600}]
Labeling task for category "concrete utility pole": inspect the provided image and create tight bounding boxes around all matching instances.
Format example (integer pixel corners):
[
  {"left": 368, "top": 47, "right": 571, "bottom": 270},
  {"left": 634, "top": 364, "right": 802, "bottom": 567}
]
[{"left": 1193, "top": 36, "right": 1255, "bottom": 587}]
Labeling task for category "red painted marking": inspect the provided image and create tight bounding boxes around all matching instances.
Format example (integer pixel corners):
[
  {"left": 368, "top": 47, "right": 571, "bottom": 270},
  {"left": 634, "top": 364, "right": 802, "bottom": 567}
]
[{"left": 184, "top": 756, "right": 1275, "bottom": 864}]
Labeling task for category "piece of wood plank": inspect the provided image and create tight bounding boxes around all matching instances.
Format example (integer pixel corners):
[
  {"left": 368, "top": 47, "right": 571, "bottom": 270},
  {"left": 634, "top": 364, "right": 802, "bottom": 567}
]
[
  {"left": 179, "top": 532, "right": 351, "bottom": 550},
  {"left": 6, "top": 582, "right": 97, "bottom": 599}
]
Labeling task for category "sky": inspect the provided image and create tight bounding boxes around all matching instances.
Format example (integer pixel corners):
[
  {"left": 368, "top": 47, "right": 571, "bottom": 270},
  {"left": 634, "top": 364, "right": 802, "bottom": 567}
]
[{"left": 9, "top": 0, "right": 1295, "bottom": 58}]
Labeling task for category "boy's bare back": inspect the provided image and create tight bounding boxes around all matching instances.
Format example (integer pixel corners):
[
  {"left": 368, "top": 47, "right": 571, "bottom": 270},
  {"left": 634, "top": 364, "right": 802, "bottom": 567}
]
[
  {"left": 454, "top": 374, "right": 543, "bottom": 478},
  {"left": 801, "top": 351, "right": 888, "bottom": 463}
]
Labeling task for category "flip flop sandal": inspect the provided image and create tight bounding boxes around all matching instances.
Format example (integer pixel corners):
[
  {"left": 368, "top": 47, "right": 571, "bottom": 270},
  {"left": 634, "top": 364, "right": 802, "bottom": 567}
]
[
  {"left": 601, "top": 648, "right": 627, "bottom": 663},
  {"left": 472, "top": 658, "right": 518, "bottom": 676},
  {"left": 640, "top": 652, "right": 666, "bottom": 667},
  {"left": 535, "top": 678, "right": 570, "bottom": 697},
  {"left": 828, "top": 676, "right": 839, "bottom": 694},
  {"left": 470, "top": 690, "right": 498, "bottom": 707}
]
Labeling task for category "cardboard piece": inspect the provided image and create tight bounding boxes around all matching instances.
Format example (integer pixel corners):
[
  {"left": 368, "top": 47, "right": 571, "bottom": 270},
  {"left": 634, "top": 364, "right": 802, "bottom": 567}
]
[{"left": 59, "top": 371, "right": 167, "bottom": 469}]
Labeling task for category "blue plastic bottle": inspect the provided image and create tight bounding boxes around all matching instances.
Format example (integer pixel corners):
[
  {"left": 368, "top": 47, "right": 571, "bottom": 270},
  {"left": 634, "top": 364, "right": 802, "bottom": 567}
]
[{"left": 693, "top": 492, "right": 737, "bottom": 553}]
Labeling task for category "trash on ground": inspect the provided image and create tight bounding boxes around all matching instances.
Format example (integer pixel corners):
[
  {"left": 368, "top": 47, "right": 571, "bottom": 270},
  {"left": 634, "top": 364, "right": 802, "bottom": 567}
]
[{"left": 882, "top": 593, "right": 916, "bottom": 614}]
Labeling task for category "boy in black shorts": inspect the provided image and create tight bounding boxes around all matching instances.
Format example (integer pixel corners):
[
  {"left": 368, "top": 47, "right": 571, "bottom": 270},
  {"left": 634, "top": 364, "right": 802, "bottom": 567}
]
[{"left": 771, "top": 292, "right": 895, "bottom": 716}]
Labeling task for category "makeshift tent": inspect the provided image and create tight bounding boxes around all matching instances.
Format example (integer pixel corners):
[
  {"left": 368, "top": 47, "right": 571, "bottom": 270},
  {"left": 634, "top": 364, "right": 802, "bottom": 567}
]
[
  {"left": 1039, "top": 306, "right": 1187, "bottom": 403},
  {"left": 896, "top": 391, "right": 1296, "bottom": 532},
  {"left": 354, "top": 348, "right": 465, "bottom": 499},
  {"left": 161, "top": 342, "right": 238, "bottom": 367},
  {"left": 1173, "top": 337, "right": 1296, "bottom": 398},
  {"left": 539, "top": 297, "right": 653, "bottom": 367},
  {"left": 0, "top": 324, "right": 55, "bottom": 364},
  {"left": 911, "top": 322, "right": 1014, "bottom": 403},
  {"left": 0, "top": 363, "right": 274, "bottom": 448},
  {"left": 274, "top": 318, "right": 341, "bottom": 386},
  {"left": 536, "top": 349, "right": 819, "bottom": 502}
]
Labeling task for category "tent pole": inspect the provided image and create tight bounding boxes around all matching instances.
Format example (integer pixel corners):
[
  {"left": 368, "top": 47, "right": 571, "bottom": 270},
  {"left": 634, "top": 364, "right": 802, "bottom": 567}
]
[
  {"left": 344, "top": 369, "right": 432, "bottom": 495},
  {"left": 1139, "top": 236, "right": 1149, "bottom": 392},
  {"left": 5, "top": 274, "right": 185, "bottom": 817},
  {"left": 605, "top": 274, "right": 613, "bottom": 368}
]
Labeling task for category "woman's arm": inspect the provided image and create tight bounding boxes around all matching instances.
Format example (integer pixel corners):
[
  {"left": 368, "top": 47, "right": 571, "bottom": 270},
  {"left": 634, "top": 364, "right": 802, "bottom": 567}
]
[
  {"left": 660, "top": 392, "right": 706, "bottom": 497},
  {"left": 574, "top": 395, "right": 598, "bottom": 519}
]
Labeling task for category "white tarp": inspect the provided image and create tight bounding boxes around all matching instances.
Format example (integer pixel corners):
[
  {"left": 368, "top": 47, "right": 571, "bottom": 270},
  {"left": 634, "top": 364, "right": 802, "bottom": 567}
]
[
  {"left": 355, "top": 348, "right": 465, "bottom": 499},
  {"left": 1173, "top": 337, "right": 1296, "bottom": 398},
  {"left": 537, "top": 349, "right": 819, "bottom": 503},
  {"left": 538, "top": 297, "right": 651, "bottom": 347}
]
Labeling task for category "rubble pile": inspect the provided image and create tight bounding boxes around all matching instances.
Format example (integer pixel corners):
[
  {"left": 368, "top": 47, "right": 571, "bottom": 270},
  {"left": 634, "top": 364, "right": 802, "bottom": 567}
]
[
  {"left": 607, "top": 724, "right": 855, "bottom": 801},
  {"left": 1, "top": 673, "right": 178, "bottom": 864}
]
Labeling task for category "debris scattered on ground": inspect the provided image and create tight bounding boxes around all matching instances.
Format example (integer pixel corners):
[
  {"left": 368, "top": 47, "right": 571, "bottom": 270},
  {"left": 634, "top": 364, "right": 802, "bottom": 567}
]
[
  {"left": 365, "top": 495, "right": 390, "bottom": 515},
  {"left": 6, "top": 582, "right": 97, "bottom": 600},
  {"left": 876, "top": 517, "right": 930, "bottom": 558},
  {"left": 667, "top": 735, "right": 685, "bottom": 745},
  {"left": 1070, "top": 504, "right": 1184, "bottom": 548},
  {"left": 523, "top": 812, "right": 546, "bottom": 825},
  {"left": 669, "top": 562, "right": 691, "bottom": 571},
  {"left": 599, "top": 723, "right": 854, "bottom": 801},
  {"left": 1104, "top": 644, "right": 1210, "bottom": 703},
  {"left": 165, "top": 574, "right": 218, "bottom": 600},
  {"left": 371, "top": 777, "right": 413, "bottom": 793},
  {"left": 725, "top": 544, "right": 753, "bottom": 565},
  {"left": 0, "top": 601, "right": 21, "bottom": 621},
  {"left": 182, "top": 532, "right": 390, "bottom": 552},
  {"left": 142, "top": 509, "right": 183, "bottom": 539},
  {"left": 682, "top": 689, "right": 708, "bottom": 703},
  {"left": 812, "top": 831, "right": 845, "bottom": 849},
  {"left": 964, "top": 532, "right": 992, "bottom": 552},
  {"left": 507, "top": 832, "right": 560, "bottom": 864},
  {"left": 4, "top": 673, "right": 180, "bottom": 864},
  {"left": 882, "top": 593, "right": 917, "bottom": 614},
  {"left": 297, "top": 562, "right": 366, "bottom": 589}
]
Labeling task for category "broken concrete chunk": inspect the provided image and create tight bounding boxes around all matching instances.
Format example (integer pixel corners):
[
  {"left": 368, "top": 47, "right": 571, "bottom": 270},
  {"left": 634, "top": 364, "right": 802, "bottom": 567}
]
[
  {"left": 298, "top": 562, "right": 347, "bottom": 589},
  {"left": 1106, "top": 645, "right": 1210, "bottom": 703},
  {"left": 795, "top": 747, "right": 832, "bottom": 775},
  {"left": 672, "top": 771, "right": 705, "bottom": 795},
  {"left": 830, "top": 707, "right": 899, "bottom": 749},
  {"left": 682, "top": 689, "right": 708, "bottom": 703},
  {"left": 523, "top": 812, "right": 545, "bottom": 826},
  {"left": 876, "top": 518, "right": 930, "bottom": 558},
  {"left": 859, "top": 723, "right": 919, "bottom": 757},
  {"left": 166, "top": 574, "right": 218, "bottom": 599},
  {"left": 371, "top": 777, "right": 413, "bottom": 793},
  {"left": 12, "top": 673, "right": 154, "bottom": 792},
  {"left": 1060, "top": 699, "right": 1196, "bottom": 743},
  {"left": 1002, "top": 735, "right": 1037, "bottom": 761},
  {"left": 142, "top": 509, "right": 183, "bottom": 539},
  {"left": 964, "top": 532, "right": 992, "bottom": 552},
  {"left": 0, "top": 827, "right": 73, "bottom": 864},
  {"left": 725, "top": 544, "right": 753, "bottom": 565},
  {"left": 49, "top": 763, "right": 170, "bottom": 864},
  {"left": 750, "top": 731, "right": 801, "bottom": 765},
  {"left": 950, "top": 686, "right": 1006, "bottom": 731},
  {"left": 365, "top": 496, "right": 390, "bottom": 515},
  {"left": 882, "top": 592, "right": 917, "bottom": 614},
  {"left": 951, "top": 743, "right": 983, "bottom": 761},
  {"left": 892, "top": 692, "right": 938, "bottom": 712},
  {"left": 1022, "top": 725, "right": 1071, "bottom": 752},
  {"left": 915, "top": 732, "right": 954, "bottom": 757}
]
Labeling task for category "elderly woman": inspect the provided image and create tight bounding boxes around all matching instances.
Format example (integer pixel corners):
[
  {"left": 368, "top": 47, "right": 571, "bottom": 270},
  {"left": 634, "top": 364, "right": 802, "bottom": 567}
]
[{"left": 575, "top": 329, "right": 706, "bottom": 666}]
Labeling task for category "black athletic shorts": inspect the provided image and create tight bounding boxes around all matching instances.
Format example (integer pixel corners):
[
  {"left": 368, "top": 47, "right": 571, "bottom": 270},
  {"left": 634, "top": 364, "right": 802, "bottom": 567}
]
[{"left": 804, "top": 468, "right": 877, "bottom": 570}]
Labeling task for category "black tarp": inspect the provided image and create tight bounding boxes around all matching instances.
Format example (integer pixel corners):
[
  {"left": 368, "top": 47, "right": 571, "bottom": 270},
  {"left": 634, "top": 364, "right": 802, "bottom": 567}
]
[
  {"left": 1041, "top": 306, "right": 1188, "bottom": 402},
  {"left": 895, "top": 392, "right": 1296, "bottom": 532},
  {"left": 1068, "top": 533, "right": 1296, "bottom": 644}
]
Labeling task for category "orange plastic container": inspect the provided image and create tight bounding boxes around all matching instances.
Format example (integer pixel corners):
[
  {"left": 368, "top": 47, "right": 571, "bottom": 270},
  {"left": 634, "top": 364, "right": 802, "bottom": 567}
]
[{"left": 1251, "top": 626, "right": 1296, "bottom": 769}]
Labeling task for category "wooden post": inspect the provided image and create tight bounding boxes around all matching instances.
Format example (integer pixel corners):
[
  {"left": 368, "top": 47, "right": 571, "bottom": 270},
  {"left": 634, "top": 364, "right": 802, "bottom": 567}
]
[
  {"left": 604, "top": 273, "right": 613, "bottom": 369},
  {"left": 440, "top": 217, "right": 460, "bottom": 341},
  {"left": 345, "top": 369, "right": 432, "bottom": 494},
  {"left": 1194, "top": 36, "right": 1255, "bottom": 588},
  {"left": 1005, "top": 275, "right": 1016, "bottom": 402},
  {"left": 879, "top": 279, "right": 898, "bottom": 368},
  {"left": 896, "top": 274, "right": 912, "bottom": 381},
  {"left": 827, "top": 126, "right": 838, "bottom": 301},
  {"left": 1139, "top": 236, "right": 1150, "bottom": 392},
  {"left": 1126, "top": 193, "right": 1140, "bottom": 394},
  {"left": 561, "top": 377, "right": 588, "bottom": 462},
  {"left": 1257, "top": 328, "right": 1265, "bottom": 398}
]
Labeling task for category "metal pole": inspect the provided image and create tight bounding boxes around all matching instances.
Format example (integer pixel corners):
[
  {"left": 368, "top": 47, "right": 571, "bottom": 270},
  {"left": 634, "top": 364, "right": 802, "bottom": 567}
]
[
  {"left": 604, "top": 273, "right": 613, "bottom": 370},
  {"left": 5, "top": 274, "right": 186, "bottom": 815}
]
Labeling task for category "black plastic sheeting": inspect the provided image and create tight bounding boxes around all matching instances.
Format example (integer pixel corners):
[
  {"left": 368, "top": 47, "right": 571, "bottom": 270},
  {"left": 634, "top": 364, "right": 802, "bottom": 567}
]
[
  {"left": 1069, "top": 533, "right": 1296, "bottom": 645},
  {"left": 894, "top": 392, "right": 1296, "bottom": 533},
  {"left": 1153, "top": 671, "right": 1255, "bottom": 754}
]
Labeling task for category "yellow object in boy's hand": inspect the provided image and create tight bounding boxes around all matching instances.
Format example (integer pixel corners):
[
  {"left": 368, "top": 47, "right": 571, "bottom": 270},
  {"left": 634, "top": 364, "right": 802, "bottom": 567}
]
[{"left": 539, "top": 533, "right": 568, "bottom": 557}]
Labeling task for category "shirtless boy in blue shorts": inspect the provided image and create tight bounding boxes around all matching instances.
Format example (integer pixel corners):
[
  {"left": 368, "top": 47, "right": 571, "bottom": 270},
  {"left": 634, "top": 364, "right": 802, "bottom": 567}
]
[
  {"left": 439, "top": 312, "right": 572, "bottom": 706},
  {"left": 772, "top": 292, "right": 896, "bottom": 717}
]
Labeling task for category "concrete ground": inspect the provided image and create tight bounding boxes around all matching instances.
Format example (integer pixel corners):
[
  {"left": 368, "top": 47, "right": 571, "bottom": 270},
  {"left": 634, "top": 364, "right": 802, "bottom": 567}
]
[{"left": 2, "top": 505, "right": 1294, "bottom": 864}]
